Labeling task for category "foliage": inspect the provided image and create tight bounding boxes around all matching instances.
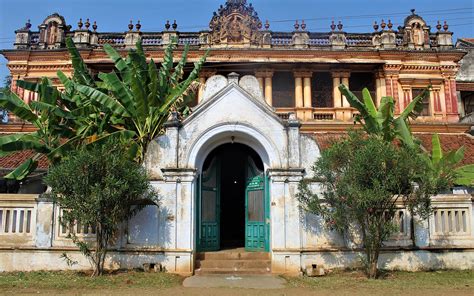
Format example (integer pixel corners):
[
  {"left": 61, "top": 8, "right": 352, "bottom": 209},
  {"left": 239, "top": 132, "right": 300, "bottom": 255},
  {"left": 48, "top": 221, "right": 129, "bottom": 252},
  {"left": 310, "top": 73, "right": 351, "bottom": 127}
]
[
  {"left": 0, "top": 271, "right": 182, "bottom": 290},
  {"left": 297, "top": 132, "right": 444, "bottom": 279},
  {"left": 44, "top": 139, "right": 158, "bottom": 276},
  {"left": 339, "top": 84, "right": 429, "bottom": 148},
  {"left": 0, "top": 37, "right": 207, "bottom": 180},
  {"left": 339, "top": 85, "right": 473, "bottom": 186},
  {"left": 71, "top": 38, "right": 208, "bottom": 163}
]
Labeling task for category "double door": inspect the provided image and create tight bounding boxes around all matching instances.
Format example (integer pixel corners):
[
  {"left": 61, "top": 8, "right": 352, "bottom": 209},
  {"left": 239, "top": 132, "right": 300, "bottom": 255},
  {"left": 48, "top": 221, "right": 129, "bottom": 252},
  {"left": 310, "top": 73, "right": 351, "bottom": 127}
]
[{"left": 197, "top": 156, "right": 269, "bottom": 252}]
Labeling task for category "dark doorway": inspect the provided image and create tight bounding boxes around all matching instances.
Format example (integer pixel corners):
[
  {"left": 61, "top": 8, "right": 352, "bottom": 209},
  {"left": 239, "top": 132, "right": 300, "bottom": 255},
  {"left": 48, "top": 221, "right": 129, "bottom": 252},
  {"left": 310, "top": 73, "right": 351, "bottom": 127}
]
[{"left": 202, "top": 143, "right": 263, "bottom": 250}]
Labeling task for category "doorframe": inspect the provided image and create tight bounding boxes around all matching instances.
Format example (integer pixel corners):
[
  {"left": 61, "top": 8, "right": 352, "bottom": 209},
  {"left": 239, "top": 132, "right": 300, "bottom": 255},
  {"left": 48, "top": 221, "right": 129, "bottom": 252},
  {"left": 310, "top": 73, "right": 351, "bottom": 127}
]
[
  {"left": 195, "top": 145, "right": 271, "bottom": 253},
  {"left": 196, "top": 157, "right": 221, "bottom": 252}
]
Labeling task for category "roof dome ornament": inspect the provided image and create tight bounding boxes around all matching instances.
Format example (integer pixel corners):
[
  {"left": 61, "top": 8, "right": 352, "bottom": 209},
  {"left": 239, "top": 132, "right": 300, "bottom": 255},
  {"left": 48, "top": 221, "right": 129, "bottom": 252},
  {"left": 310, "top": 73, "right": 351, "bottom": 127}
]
[
  {"left": 92, "top": 21, "right": 97, "bottom": 32},
  {"left": 330, "top": 20, "right": 336, "bottom": 31},
  {"left": 85, "top": 18, "right": 90, "bottom": 30},
  {"left": 443, "top": 21, "right": 449, "bottom": 32},
  {"left": 136, "top": 20, "right": 141, "bottom": 31},
  {"left": 128, "top": 20, "right": 133, "bottom": 31},
  {"left": 165, "top": 20, "right": 171, "bottom": 31},
  {"left": 373, "top": 21, "right": 379, "bottom": 31},
  {"left": 78, "top": 18, "right": 83, "bottom": 29},
  {"left": 25, "top": 19, "right": 32, "bottom": 30}
]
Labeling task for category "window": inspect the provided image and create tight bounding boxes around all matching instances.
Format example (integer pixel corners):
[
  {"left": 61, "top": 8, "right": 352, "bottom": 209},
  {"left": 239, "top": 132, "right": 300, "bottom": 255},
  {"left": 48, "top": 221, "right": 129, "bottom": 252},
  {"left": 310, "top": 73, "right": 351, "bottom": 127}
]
[
  {"left": 311, "top": 72, "right": 333, "bottom": 107},
  {"left": 461, "top": 91, "right": 474, "bottom": 116},
  {"left": 272, "top": 72, "right": 295, "bottom": 107},
  {"left": 349, "top": 72, "right": 376, "bottom": 102},
  {"left": 412, "top": 88, "right": 430, "bottom": 116}
]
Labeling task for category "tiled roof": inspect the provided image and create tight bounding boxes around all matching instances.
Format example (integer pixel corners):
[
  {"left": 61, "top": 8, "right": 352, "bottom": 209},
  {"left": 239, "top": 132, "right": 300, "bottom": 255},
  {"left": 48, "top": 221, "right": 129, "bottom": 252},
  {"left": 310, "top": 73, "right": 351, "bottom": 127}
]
[
  {"left": 312, "top": 132, "right": 474, "bottom": 166},
  {"left": 0, "top": 150, "right": 49, "bottom": 173}
]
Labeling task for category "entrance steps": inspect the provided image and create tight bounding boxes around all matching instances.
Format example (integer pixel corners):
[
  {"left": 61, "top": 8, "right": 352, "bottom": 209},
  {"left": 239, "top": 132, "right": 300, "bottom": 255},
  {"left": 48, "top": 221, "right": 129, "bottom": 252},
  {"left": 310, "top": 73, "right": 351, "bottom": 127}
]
[{"left": 195, "top": 250, "right": 271, "bottom": 275}]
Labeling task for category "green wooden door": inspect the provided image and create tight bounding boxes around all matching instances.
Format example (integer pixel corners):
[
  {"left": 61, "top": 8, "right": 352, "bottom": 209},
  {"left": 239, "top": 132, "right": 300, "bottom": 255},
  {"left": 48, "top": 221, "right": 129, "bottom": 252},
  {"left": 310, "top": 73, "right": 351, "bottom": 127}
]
[
  {"left": 245, "top": 157, "right": 269, "bottom": 252},
  {"left": 198, "top": 157, "right": 220, "bottom": 251}
]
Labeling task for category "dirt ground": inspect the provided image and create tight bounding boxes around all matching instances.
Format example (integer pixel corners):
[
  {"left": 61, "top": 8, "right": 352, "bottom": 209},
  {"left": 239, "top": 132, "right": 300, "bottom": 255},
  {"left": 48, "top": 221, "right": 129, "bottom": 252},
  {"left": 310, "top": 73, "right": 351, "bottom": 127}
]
[{"left": 2, "top": 286, "right": 474, "bottom": 296}]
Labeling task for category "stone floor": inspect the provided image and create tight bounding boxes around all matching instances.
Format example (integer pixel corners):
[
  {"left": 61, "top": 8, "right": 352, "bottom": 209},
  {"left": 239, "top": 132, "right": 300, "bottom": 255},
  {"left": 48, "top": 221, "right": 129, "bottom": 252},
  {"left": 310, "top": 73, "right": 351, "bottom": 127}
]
[{"left": 182, "top": 274, "right": 286, "bottom": 289}]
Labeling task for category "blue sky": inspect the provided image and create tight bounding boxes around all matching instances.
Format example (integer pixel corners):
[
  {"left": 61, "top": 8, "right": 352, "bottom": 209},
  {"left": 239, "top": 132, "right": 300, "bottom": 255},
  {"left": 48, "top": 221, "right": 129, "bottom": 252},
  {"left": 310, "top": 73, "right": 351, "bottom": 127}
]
[{"left": 0, "top": 0, "right": 473, "bottom": 84}]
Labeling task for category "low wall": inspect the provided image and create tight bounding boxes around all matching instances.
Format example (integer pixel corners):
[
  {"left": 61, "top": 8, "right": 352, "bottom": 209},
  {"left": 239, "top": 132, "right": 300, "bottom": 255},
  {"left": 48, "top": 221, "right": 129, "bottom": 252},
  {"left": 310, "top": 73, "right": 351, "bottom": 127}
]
[
  {"left": 0, "top": 193, "right": 473, "bottom": 275},
  {"left": 272, "top": 248, "right": 474, "bottom": 274}
]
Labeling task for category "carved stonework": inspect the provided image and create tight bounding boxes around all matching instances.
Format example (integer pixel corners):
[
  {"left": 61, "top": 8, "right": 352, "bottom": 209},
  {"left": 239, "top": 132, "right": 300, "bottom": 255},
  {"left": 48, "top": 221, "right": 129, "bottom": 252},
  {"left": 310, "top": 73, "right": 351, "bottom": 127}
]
[
  {"left": 209, "top": 0, "right": 263, "bottom": 46},
  {"left": 401, "top": 10, "right": 431, "bottom": 49}
]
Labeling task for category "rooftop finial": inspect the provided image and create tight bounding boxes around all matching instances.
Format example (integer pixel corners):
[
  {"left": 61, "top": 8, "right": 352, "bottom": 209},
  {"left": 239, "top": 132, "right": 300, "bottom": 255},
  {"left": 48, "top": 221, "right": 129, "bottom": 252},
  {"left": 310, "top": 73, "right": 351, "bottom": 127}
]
[
  {"left": 373, "top": 21, "right": 379, "bottom": 31},
  {"left": 165, "top": 20, "right": 171, "bottom": 31},
  {"left": 443, "top": 21, "right": 449, "bottom": 32},
  {"left": 136, "top": 20, "right": 141, "bottom": 31},
  {"left": 78, "top": 18, "right": 83, "bottom": 29},
  {"left": 92, "top": 21, "right": 97, "bottom": 32},
  {"left": 330, "top": 20, "right": 336, "bottom": 31},
  {"left": 128, "top": 20, "right": 133, "bottom": 31},
  {"left": 337, "top": 21, "right": 343, "bottom": 31},
  {"left": 85, "top": 18, "right": 90, "bottom": 29},
  {"left": 172, "top": 20, "right": 178, "bottom": 30},
  {"left": 411, "top": 9, "right": 416, "bottom": 15}
]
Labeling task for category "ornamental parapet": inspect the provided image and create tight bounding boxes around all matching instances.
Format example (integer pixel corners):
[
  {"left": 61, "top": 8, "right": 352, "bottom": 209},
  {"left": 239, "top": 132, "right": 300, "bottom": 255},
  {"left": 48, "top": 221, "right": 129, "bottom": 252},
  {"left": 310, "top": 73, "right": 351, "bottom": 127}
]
[{"left": 10, "top": 7, "right": 457, "bottom": 52}]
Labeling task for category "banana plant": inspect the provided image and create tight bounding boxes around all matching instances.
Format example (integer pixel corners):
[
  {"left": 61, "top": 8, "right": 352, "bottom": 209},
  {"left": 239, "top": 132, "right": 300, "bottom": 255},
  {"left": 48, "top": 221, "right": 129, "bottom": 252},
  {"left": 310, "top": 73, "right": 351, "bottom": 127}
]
[
  {"left": 0, "top": 78, "right": 82, "bottom": 180},
  {"left": 0, "top": 35, "right": 208, "bottom": 179},
  {"left": 339, "top": 84, "right": 429, "bottom": 148},
  {"left": 429, "top": 134, "right": 474, "bottom": 186},
  {"left": 338, "top": 85, "right": 473, "bottom": 186},
  {"left": 71, "top": 39, "right": 208, "bottom": 163}
]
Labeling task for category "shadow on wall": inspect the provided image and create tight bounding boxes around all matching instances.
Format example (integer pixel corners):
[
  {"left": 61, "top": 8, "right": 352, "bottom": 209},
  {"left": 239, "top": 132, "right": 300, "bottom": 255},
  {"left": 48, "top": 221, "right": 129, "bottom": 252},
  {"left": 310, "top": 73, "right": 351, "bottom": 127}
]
[
  {"left": 301, "top": 210, "right": 346, "bottom": 249},
  {"left": 108, "top": 204, "right": 174, "bottom": 271}
]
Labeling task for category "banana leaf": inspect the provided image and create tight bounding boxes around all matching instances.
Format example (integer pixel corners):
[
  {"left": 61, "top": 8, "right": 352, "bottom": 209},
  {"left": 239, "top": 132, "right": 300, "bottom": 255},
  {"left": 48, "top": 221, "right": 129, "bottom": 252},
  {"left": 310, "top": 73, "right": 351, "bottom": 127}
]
[
  {"left": 431, "top": 134, "right": 443, "bottom": 165},
  {"left": 0, "top": 91, "right": 38, "bottom": 123},
  {"left": 454, "top": 164, "right": 474, "bottom": 186},
  {"left": 4, "top": 158, "right": 39, "bottom": 180}
]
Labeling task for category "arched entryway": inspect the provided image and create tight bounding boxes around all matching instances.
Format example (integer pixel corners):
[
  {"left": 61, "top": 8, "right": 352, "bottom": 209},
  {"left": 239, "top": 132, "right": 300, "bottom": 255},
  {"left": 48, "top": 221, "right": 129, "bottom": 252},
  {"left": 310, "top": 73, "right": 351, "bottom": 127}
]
[{"left": 196, "top": 143, "right": 269, "bottom": 252}]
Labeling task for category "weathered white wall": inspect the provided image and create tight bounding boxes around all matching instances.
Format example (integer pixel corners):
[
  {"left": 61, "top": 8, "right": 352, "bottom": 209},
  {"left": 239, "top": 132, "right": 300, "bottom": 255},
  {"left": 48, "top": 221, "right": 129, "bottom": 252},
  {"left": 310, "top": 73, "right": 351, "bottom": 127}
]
[{"left": 1, "top": 75, "right": 473, "bottom": 275}]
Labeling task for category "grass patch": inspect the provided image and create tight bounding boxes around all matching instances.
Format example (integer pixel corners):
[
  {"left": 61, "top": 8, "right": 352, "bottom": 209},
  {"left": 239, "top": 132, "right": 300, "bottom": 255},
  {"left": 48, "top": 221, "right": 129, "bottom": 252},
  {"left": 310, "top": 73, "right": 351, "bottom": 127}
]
[
  {"left": 284, "top": 270, "right": 474, "bottom": 291},
  {"left": 0, "top": 270, "right": 182, "bottom": 291}
]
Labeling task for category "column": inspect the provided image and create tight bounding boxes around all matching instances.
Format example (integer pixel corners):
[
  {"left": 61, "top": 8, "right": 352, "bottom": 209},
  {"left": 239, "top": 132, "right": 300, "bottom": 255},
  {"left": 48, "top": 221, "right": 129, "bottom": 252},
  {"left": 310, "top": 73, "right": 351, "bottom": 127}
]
[
  {"left": 295, "top": 70, "right": 313, "bottom": 120},
  {"left": 265, "top": 75, "right": 273, "bottom": 106},
  {"left": 375, "top": 71, "right": 385, "bottom": 107},
  {"left": 332, "top": 74, "right": 341, "bottom": 108},
  {"left": 340, "top": 72, "right": 351, "bottom": 108},
  {"left": 294, "top": 76, "right": 303, "bottom": 108},
  {"left": 255, "top": 70, "right": 273, "bottom": 106},
  {"left": 303, "top": 76, "right": 312, "bottom": 108}
]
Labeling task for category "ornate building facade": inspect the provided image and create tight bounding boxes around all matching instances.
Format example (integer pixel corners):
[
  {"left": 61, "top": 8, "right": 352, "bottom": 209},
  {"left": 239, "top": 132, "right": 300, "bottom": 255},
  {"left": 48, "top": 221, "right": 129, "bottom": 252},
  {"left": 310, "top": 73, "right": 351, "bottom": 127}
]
[{"left": 0, "top": 0, "right": 473, "bottom": 275}]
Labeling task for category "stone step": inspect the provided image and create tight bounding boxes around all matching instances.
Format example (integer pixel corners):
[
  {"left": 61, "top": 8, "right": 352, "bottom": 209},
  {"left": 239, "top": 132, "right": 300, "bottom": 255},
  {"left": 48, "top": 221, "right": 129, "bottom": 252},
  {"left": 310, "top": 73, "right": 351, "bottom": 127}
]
[
  {"left": 196, "top": 251, "right": 270, "bottom": 261},
  {"left": 196, "top": 259, "right": 271, "bottom": 269},
  {"left": 194, "top": 267, "right": 271, "bottom": 275}
]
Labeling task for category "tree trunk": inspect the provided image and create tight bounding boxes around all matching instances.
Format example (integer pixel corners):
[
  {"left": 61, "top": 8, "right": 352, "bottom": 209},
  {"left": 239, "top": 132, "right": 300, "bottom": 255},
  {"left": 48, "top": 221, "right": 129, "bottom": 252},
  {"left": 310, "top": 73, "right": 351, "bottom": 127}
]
[{"left": 368, "top": 257, "right": 378, "bottom": 279}]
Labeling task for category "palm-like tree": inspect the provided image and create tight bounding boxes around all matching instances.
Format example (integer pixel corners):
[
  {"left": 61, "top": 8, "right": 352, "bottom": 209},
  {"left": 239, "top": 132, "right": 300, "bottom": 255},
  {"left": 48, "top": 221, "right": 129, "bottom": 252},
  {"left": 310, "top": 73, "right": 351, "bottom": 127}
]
[
  {"left": 339, "top": 85, "right": 473, "bottom": 186},
  {"left": 0, "top": 37, "right": 207, "bottom": 179}
]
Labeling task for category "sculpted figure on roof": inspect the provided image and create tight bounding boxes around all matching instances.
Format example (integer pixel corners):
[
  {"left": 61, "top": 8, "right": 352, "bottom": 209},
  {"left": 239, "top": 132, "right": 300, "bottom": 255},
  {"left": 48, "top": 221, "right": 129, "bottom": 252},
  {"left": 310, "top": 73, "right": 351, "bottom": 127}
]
[{"left": 209, "top": 0, "right": 263, "bottom": 46}]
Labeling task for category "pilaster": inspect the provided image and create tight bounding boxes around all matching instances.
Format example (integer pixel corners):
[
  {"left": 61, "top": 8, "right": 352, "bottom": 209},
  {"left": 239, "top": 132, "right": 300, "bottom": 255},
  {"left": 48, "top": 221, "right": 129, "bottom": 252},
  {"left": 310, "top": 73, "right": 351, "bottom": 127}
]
[{"left": 162, "top": 112, "right": 182, "bottom": 168}]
